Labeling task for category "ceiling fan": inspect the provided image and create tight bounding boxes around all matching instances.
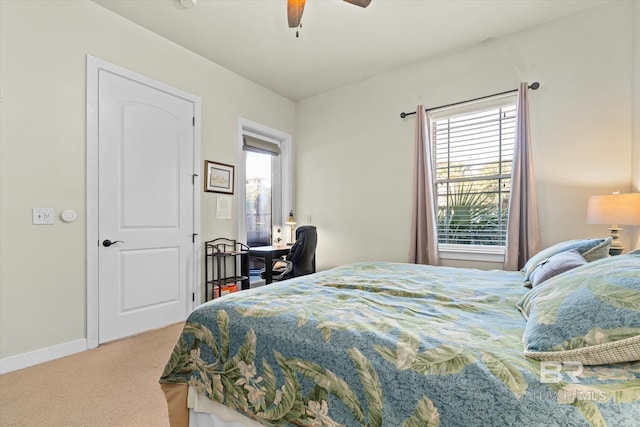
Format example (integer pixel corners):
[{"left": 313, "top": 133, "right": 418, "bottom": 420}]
[{"left": 287, "top": 0, "right": 371, "bottom": 36}]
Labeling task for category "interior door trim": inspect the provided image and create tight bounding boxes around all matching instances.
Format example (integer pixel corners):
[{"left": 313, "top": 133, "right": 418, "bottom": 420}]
[{"left": 86, "top": 55, "right": 201, "bottom": 349}]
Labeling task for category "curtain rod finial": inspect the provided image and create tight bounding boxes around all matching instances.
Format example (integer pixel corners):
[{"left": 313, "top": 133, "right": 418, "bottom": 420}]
[{"left": 529, "top": 82, "right": 540, "bottom": 90}]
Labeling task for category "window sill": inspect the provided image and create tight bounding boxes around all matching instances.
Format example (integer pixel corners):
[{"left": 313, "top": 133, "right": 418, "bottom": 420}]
[{"left": 438, "top": 244, "right": 505, "bottom": 263}]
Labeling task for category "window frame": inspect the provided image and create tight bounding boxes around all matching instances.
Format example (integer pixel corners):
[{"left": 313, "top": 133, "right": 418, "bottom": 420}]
[
  {"left": 237, "top": 118, "right": 292, "bottom": 247},
  {"left": 429, "top": 94, "right": 517, "bottom": 262}
]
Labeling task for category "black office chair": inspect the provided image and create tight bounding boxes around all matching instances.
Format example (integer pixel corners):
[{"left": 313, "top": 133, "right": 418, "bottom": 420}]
[{"left": 263, "top": 225, "right": 317, "bottom": 281}]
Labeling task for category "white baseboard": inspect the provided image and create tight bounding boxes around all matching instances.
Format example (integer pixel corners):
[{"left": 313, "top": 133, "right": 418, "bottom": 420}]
[{"left": 0, "top": 338, "right": 88, "bottom": 374}]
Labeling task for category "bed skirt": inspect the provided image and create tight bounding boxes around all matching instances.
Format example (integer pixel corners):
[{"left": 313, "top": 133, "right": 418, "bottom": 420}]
[{"left": 162, "top": 383, "right": 262, "bottom": 427}]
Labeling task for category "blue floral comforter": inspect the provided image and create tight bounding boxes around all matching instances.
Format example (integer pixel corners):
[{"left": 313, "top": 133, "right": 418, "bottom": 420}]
[{"left": 160, "top": 261, "right": 640, "bottom": 426}]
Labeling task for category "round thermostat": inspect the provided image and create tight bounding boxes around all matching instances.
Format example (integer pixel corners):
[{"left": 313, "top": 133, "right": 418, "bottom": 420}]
[{"left": 61, "top": 210, "right": 77, "bottom": 223}]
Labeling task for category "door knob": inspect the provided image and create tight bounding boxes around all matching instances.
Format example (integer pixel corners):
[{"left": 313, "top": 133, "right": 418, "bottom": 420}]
[{"left": 102, "top": 239, "right": 124, "bottom": 247}]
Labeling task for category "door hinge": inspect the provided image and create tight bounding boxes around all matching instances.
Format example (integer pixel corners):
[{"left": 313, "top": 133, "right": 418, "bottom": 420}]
[
  {"left": 192, "top": 293, "right": 195, "bottom": 302},
  {"left": 192, "top": 173, "right": 198, "bottom": 185},
  {"left": 192, "top": 233, "right": 198, "bottom": 243},
  {"left": 192, "top": 117, "right": 195, "bottom": 126}
]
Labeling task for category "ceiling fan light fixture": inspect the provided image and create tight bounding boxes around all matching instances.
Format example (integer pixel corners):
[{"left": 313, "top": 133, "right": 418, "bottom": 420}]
[
  {"left": 180, "top": 0, "right": 197, "bottom": 9},
  {"left": 287, "top": 0, "right": 306, "bottom": 28},
  {"left": 287, "top": 0, "right": 370, "bottom": 37}
]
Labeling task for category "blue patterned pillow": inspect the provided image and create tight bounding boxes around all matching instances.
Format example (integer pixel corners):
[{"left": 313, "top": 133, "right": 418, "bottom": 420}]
[
  {"left": 521, "top": 237, "right": 612, "bottom": 287},
  {"left": 517, "top": 250, "right": 640, "bottom": 365}
]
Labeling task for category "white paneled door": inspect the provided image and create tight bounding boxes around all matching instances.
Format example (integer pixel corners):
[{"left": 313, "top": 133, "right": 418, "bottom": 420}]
[{"left": 95, "top": 64, "right": 197, "bottom": 344}]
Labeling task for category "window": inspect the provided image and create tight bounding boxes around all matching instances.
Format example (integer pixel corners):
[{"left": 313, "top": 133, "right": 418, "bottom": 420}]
[
  {"left": 236, "top": 118, "right": 292, "bottom": 269},
  {"left": 431, "top": 95, "right": 515, "bottom": 258},
  {"left": 243, "top": 134, "right": 281, "bottom": 247},
  {"left": 245, "top": 151, "right": 275, "bottom": 245}
]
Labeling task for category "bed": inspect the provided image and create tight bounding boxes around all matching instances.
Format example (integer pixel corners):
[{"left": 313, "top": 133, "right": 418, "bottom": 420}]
[{"left": 160, "top": 239, "right": 640, "bottom": 426}]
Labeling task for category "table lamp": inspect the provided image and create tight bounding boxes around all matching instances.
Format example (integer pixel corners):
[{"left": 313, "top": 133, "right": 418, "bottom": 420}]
[
  {"left": 285, "top": 210, "right": 297, "bottom": 245},
  {"left": 586, "top": 192, "right": 640, "bottom": 255}
]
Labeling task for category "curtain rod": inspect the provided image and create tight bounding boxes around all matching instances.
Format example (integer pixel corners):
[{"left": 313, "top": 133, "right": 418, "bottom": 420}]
[{"left": 399, "top": 82, "right": 540, "bottom": 119}]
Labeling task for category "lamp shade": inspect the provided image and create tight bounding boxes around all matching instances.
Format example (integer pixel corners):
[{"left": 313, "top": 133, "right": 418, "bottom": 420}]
[
  {"left": 586, "top": 193, "right": 640, "bottom": 226},
  {"left": 285, "top": 210, "right": 296, "bottom": 225}
]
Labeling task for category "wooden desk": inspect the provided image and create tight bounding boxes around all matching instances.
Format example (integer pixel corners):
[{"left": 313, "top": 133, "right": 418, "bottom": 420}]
[{"left": 248, "top": 245, "right": 291, "bottom": 284}]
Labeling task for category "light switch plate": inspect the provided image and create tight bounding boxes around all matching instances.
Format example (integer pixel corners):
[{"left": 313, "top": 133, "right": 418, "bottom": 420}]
[{"left": 33, "top": 208, "right": 54, "bottom": 225}]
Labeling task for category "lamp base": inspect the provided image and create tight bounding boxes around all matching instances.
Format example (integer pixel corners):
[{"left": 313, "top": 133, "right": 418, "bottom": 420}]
[{"left": 608, "top": 226, "right": 624, "bottom": 256}]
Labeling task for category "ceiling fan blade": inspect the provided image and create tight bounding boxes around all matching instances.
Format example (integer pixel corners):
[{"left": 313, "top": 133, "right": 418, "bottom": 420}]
[
  {"left": 343, "top": 0, "right": 371, "bottom": 7},
  {"left": 288, "top": 0, "right": 306, "bottom": 28}
]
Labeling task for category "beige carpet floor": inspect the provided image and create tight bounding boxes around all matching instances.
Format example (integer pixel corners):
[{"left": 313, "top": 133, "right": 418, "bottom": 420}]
[{"left": 0, "top": 322, "right": 184, "bottom": 426}]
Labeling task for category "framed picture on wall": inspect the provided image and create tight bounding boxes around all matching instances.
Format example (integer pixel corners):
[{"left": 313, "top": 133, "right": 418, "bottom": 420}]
[{"left": 205, "top": 160, "right": 234, "bottom": 194}]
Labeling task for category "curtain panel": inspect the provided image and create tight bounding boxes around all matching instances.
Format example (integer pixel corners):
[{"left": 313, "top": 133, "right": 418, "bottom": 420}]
[
  {"left": 409, "top": 105, "right": 440, "bottom": 265},
  {"left": 504, "top": 83, "right": 541, "bottom": 270}
]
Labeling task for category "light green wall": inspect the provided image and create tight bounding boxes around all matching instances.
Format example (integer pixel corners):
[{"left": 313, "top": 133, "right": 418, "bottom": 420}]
[
  {"left": 296, "top": 1, "right": 637, "bottom": 271},
  {"left": 0, "top": 0, "right": 295, "bottom": 360}
]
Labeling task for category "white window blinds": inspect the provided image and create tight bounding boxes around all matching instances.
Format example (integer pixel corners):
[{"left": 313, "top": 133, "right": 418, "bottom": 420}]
[{"left": 431, "top": 95, "right": 516, "bottom": 246}]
